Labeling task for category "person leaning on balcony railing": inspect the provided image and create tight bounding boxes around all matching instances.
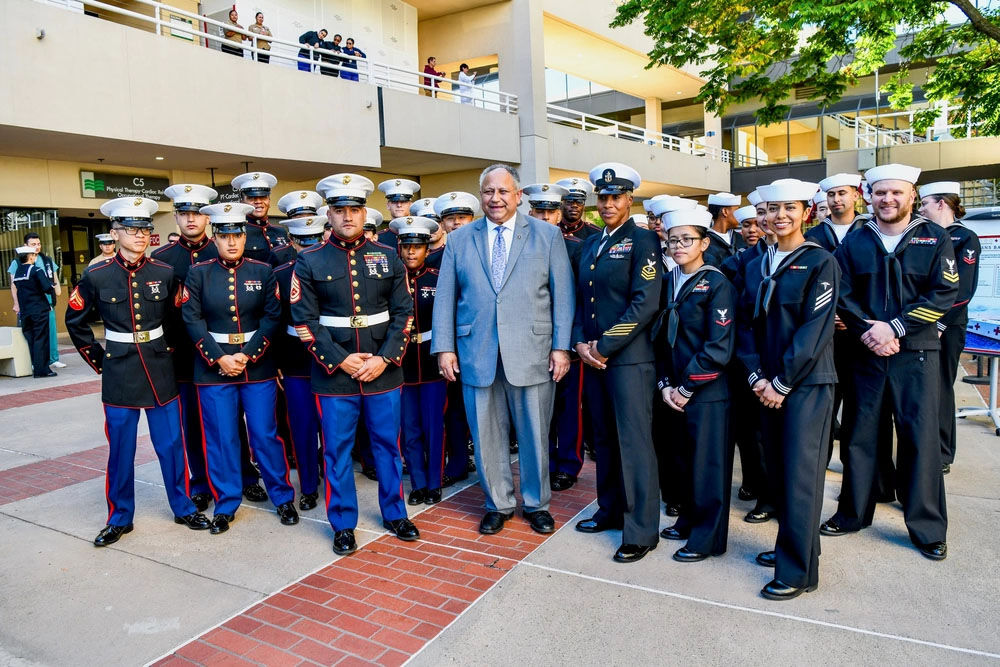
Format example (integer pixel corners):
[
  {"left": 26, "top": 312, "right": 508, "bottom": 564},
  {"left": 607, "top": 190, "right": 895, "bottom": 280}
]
[
  {"left": 247, "top": 12, "right": 272, "bottom": 64},
  {"left": 297, "top": 28, "right": 328, "bottom": 72},
  {"left": 221, "top": 9, "right": 245, "bottom": 58},
  {"left": 319, "top": 33, "right": 344, "bottom": 78},
  {"left": 340, "top": 38, "right": 366, "bottom": 82},
  {"left": 423, "top": 57, "right": 444, "bottom": 97}
]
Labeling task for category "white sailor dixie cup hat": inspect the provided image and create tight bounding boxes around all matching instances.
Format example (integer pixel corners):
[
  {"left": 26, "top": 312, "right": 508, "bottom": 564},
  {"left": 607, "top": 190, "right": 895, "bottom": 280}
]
[
  {"left": 15, "top": 245, "right": 36, "bottom": 255},
  {"left": 647, "top": 196, "right": 697, "bottom": 219},
  {"left": 433, "top": 192, "right": 481, "bottom": 219},
  {"left": 163, "top": 184, "right": 218, "bottom": 212},
  {"left": 652, "top": 197, "right": 712, "bottom": 230},
  {"left": 378, "top": 178, "right": 421, "bottom": 202},
  {"left": 95, "top": 233, "right": 115, "bottom": 243},
  {"left": 200, "top": 202, "right": 254, "bottom": 233},
  {"left": 757, "top": 179, "right": 820, "bottom": 203},
  {"left": 523, "top": 183, "right": 569, "bottom": 210},
  {"left": 409, "top": 198, "right": 440, "bottom": 221},
  {"left": 918, "top": 182, "right": 961, "bottom": 198},
  {"left": 277, "top": 190, "right": 324, "bottom": 218},
  {"left": 863, "top": 163, "right": 921, "bottom": 186},
  {"left": 317, "top": 174, "right": 375, "bottom": 207},
  {"left": 364, "top": 208, "right": 384, "bottom": 231},
  {"left": 813, "top": 191, "right": 828, "bottom": 205},
  {"left": 707, "top": 192, "right": 741, "bottom": 207},
  {"left": 589, "top": 162, "right": 641, "bottom": 195},
  {"left": 734, "top": 205, "right": 758, "bottom": 223},
  {"left": 389, "top": 216, "right": 440, "bottom": 245},
  {"left": 554, "top": 177, "right": 594, "bottom": 201},
  {"left": 100, "top": 197, "right": 158, "bottom": 227},
  {"left": 818, "top": 173, "right": 862, "bottom": 191},
  {"left": 747, "top": 189, "right": 763, "bottom": 206},
  {"left": 280, "top": 214, "right": 327, "bottom": 244},
  {"left": 231, "top": 172, "right": 277, "bottom": 197},
  {"left": 642, "top": 194, "right": 672, "bottom": 214}
]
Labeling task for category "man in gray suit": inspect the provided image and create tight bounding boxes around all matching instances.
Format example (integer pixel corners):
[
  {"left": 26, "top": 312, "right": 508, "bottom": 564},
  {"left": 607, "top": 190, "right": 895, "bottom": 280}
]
[{"left": 432, "top": 164, "right": 575, "bottom": 535}]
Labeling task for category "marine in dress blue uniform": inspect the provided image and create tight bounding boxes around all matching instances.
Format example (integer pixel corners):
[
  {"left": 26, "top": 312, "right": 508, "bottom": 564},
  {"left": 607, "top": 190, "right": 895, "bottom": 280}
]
[
  {"left": 555, "top": 177, "right": 601, "bottom": 241},
  {"left": 572, "top": 163, "right": 662, "bottom": 563},
  {"left": 524, "top": 183, "right": 585, "bottom": 491},
  {"left": 232, "top": 171, "right": 296, "bottom": 266},
  {"left": 12, "top": 245, "right": 55, "bottom": 377},
  {"left": 291, "top": 173, "right": 420, "bottom": 555},
  {"left": 821, "top": 165, "right": 957, "bottom": 563},
  {"left": 274, "top": 213, "right": 328, "bottom": 511},
  {"left": 917, "top": 182, "right": 980, "bottom": 471},
  {"left": 65, "top": 197, "right": 209, "bottom": 546},
  {"left": 376, "top": 178, "right": 421, "bottom": 246},
  {"left": 390, "top": 216, "right": 448, "bottom": 506},
  {"left": 182, "top": 203, "right": 298, "bottom": 534}
]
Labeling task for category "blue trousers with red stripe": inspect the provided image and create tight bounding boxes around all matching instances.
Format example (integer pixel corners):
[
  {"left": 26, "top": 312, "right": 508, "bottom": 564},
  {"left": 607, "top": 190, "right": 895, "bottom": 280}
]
[
  {"left": 177, "top": 382, "right": 210, "bottom": 496},
  {"left": 549, "top": 359, "right": 585, "bottom": 476},
  {"left": 283, "top": 376, "right": 320, "bottom": 496},
  {"left": 318, "top": 390, "right": 407, "bottom": 531},
  {"left": 103, "top": 398, "right": 196, "bottom": 526},
  {"left": 197, "top": 381, "right": 295, "bottom": 517},
  {"left": 400, "top": 380, "right": 447, "bottom": 491}
]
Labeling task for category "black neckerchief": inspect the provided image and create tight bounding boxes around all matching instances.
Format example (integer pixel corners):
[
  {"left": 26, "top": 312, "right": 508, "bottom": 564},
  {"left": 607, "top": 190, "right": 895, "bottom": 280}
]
[
  {"left": 754, "top": 242, "right": 822, "bottom": 318},
  {"left": 654, "top": 264, "right": 724, "bottom": 345},
  {"left": 864, "top": 217, "right": 925, "bottom": 311}
]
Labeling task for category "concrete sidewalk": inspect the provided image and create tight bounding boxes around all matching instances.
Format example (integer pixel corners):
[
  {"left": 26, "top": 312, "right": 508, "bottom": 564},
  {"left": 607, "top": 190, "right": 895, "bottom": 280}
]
[{"left": 0, "top": 349, "right": 997, "bottom": 666}]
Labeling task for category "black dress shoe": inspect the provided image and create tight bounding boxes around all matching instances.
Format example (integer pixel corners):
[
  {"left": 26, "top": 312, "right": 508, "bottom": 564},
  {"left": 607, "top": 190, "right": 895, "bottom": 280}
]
[
  {"left": 333, "top": 529, "right": 357, "bottom": 555},
  {"left": 243, "top": 484, "right": 268, "bottom": 502},
  {"left": 276, "top": 502, "right": 299, "bottom": 526},
  {"left": 659, "top": 526, "right": 689, "bottom": 541},
  {"left": 34, "top": 370, "right": 58, "bottom": 378},
  {"left": 190, "top": 493, "right": 211, "bottom": 512},
  {"left": 819, "top": 518, "right": 855, "bottom": 536},
  {"left": 918, "top": 541, "right": 947, "bottom": 560},
  {"left": 424, "top": 488, "right": 442, "bottom": 505},
  {"left": 575, "top": 517, "right": 622, "bottom": 533},
  {"left": 523, "top": 510, "right": 555, "bottom": 534},
  {"left": 941, "top": 463, "right": 951, "bottom": 475},
  {"left": 761, "top": 579, "right": 816, "bottom": 601},
  {"left": 210, "top": 514, "right": 234, "bottom": 535},
  {"left": 756, "top": 550, "right": 776, "bottom": 568},
  {"left": 94, "top": 524, "right": 132, "bottom": 547},
  {"left": 442, "top": 473, "right": 468, "bottom": 488},
  {"left": 479, "top": 510, "right": 514, "bottom": 535},
  {"left": 744, "top": 508, "right": 774, "bottom": 524},
  {"left": 408, "top": 488, "right": 427, "bottom": 506},
  {"left": 174, "top": 512, "right": 211, "bottom": 530},
  {"left": 665, "top": 503, "right": 682, "bottom": 517},
  {"left": 298, "top": 492, "right": 318, "bottom": 511},
  {"left": 550, "top": 472, "right": 577, "bottom": 491},
  {"left": 361, "top": 465, "right": 378, "bottom": 481},
  {"left": 383, "top": 518, "right": 420, "bottom": 541},
  {"left": 672, "top": 547, "right": 709, "bottom": 563},
  {"left": 737, "top": 486, "right": 757, "bottom": 501},
  {"left": 613, "top": 543, "right": 656, "bottom": 563}
]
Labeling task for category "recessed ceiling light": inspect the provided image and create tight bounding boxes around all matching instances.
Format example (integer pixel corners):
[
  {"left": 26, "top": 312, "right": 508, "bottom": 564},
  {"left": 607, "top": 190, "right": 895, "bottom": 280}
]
[
  {"left": 676, "top": 91, "right": 683, "bottom": 95},
  {"left": 155, "top": 156, "right": 165, "bottom": 160}
]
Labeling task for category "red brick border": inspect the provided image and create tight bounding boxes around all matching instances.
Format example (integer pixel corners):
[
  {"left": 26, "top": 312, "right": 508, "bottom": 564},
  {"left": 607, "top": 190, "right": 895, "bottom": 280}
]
[
  {"left": 0, "top": 379, "right": 102, "bottom": 411},
  {"left": 154, "top": 463, "right": 598, "bottom": 666}
]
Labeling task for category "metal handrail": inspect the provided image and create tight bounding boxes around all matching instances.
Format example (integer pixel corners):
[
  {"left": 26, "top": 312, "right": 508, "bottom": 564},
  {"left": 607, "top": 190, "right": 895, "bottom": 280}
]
[
  {"left": 545, "top": 103, "right": 732, "bottom": 163},
  {"left": 37, "top": 0, "right": 518, "bottom": 113}
]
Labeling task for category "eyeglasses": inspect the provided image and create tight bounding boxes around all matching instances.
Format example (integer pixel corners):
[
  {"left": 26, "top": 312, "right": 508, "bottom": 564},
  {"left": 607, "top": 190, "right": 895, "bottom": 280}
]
[
  {"left": 666, "top": 236, "right": 700, "bottom": 248},
  {"left": 117, "top": 227, "right": 152, "bottom": 237}
]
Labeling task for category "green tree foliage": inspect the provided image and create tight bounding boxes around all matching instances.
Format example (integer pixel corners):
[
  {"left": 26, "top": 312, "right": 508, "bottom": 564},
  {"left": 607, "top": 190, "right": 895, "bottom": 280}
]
[{"left": 612, "top": 0, "right": 1000, "bottom": 136}]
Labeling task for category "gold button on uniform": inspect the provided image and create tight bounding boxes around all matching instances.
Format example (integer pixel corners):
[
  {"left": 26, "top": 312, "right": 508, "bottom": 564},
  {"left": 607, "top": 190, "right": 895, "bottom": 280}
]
[
  {"left": 229, "top": 306, "right": 236, "bottom": 312},
  {"left": 326, "top": 275, "right": 332, "bottom": 280},
  {"left": 229, "top": 269, "right": 235, "bottom": 274},
  {"left": 193, "top": 252, "right": 198, "bottom": 258},
  {"left": 355, "top": 306, "right": 361, "bottom": 313},
  {"left": 132, "top": 282, "right": 138, "bottom": 288},
  {"left": 228, "top": 277, "right": 235, "bottom": 283},
  {"left": 133, "top": 292, "right": 139, "bottom": 299},
  {"left": 352, "top": 281, "right": 359, "bottom": 287},
  {"left": 111, "top": 297, "right": 117, "bottom": 302},
  {"left": 229, "top": 295, "right": 235, "bottom": 301},
  {"left": 590, "top": 264, "right": 595, "bottom": 270},
  {"left": 351, "top": 270, "right": 357, "bottom": 276},
  {"left": 232, "top": 316, "right": 238, "bottom": 322},
  {"left": 350, "top": 260, "right": 356, "bottom": 266}
]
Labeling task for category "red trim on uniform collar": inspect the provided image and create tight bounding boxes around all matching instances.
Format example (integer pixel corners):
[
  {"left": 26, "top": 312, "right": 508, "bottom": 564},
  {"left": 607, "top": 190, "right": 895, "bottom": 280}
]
[
  {"left": 329, "top": 231, "right": 366, "bottom": 250},
  {"left": 560, "top": 219, "right": 584, "bottom": 234},
  {"left": 245, "top": 216, "right": 268, "bottom": 228},
  {"left": 220, "top": 257, "right": 245, "bottom": 269},
  {"left": 116, "top": 252, "right": 146, "bottom": 271},
  {"left": 406, "top": 265, "right": 427, "bottom": 279},
  {"left": 179, "top": 235, "right": 210, "bottom": 251}
]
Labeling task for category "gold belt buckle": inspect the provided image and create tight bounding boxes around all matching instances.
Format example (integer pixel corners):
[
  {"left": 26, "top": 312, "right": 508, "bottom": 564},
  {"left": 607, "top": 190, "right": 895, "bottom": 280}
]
[
  {"left": 349, "top": 315, "right": 368, "bottom": 328},
  {"left": 415, "top": 333, "right": 424, "bottom": 344},
  {"left": 134, "top": 331, "right": 151, "bottom": 343},
  {"left": 228, "top": 333, "right": 246, "bottom": 344}
]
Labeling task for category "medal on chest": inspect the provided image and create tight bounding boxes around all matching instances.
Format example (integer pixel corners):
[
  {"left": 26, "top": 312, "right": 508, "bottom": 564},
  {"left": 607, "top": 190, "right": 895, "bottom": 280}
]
[
  {"left": 607, "top": 237, "right": 632, "bottom": 259},
  {"left": 364, "top": 252, "right": 390, "bottom": 277},
  {"left": 243, "top": 279, "right": 263, "bottom": 292}
]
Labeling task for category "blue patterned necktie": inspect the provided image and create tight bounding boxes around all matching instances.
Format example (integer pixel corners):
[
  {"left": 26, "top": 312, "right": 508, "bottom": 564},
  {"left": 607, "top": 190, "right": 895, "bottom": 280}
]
[{"left": 491, "top": 224, "right": 507, "bottom": 290}]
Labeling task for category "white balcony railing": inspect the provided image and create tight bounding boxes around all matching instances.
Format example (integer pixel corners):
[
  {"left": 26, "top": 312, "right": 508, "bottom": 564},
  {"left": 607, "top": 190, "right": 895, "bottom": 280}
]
[
  {"left": 36, "top": 0, "right": 518, "bottom": 114},
  {"left": 546, "top": 104, "right": 732, "bottom": 163},
  {"left": 830, "top": 105, "right": 979, "bottom": 149}
]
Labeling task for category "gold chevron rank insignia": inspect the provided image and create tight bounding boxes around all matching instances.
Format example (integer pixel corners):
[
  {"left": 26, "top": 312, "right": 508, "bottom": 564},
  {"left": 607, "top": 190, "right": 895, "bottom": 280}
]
[
  {"left": 942, "top": 271, "right": 959, "bottom": 283},
  {"left": 604, "top": 322, "right": 637, "bottom": 337}
]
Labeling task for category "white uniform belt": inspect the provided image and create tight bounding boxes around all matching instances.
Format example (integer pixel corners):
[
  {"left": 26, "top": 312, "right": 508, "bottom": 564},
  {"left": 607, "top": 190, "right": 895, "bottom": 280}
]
[
  {"left": 414, "top": 330, "right": 432, "bottom": 344},
  {"left": 105, "top": 326, "right": 164, "bottom": 344},
  {"left": 320, "top": 311, "right": 390, "bottom": 328},
  {"left": 209, "top": 330, "right": 256, "bottom": 344}
]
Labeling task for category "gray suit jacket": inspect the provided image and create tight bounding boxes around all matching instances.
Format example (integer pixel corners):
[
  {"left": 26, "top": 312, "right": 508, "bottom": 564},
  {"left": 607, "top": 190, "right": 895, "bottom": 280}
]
[{"left": 431, "top": 213, "right": 575, "bottom": 387}]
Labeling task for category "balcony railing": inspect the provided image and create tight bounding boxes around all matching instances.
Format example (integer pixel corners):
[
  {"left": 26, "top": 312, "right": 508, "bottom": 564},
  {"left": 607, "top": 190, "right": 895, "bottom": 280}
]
[
  {"left": 546, "top": 104, "right": 732, "bottom": 163},
  {"left": 830, "top": 106, "right": 979, "bottom": 149},
  {"left": 36, "top": 0, "right": 518, "bottom": 114}
]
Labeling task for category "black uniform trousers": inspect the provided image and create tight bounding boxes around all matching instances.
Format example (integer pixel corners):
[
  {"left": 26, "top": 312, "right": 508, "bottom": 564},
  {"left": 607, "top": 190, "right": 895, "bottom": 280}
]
[
  {"left": 585, "top": 362, "right": 660, "bottom": 546},
  {"left": 652, "top": 391, "right": 684, "bottom": 507},
  {"left": 939, "top": 325, "right": 965, "bottom": 464},
  {"left": 665, "top": 399, "right": 733, "bottom": 555},
  {"left": 443, "top": 380, "right": 471, "bottom": 479},
  {"left": 21, "top": 312, "right": 50, "bottom": 377},
  {"left": 761, "top": 383, "right": 834, "bottom": 589},
  {"left": 730, "top": 372, "right": 769, "bottom": 509},
  {"left": 834, "top": 350, "right": 947, "bottom": 545}
]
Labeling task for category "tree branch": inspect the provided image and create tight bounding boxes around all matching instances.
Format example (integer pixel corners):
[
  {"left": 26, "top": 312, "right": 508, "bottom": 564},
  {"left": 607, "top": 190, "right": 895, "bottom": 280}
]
[{"left": 948, "top": 0, "right": 1000, "bottom": 43}]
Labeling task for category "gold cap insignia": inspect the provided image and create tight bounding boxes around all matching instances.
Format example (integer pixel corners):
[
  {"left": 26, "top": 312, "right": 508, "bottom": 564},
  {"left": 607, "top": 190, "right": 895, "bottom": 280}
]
[
  {"left": 133, "top": 198, "right": 143, "bottom": 206},
  {"left": 450, "top": 193, "right": 457, "bottom": 200},
  {"left": 223, "top": 204, "right": 232, "bottom": 212},
  {"left": 542, "top": 184, "right": 549, "bottom": 191},
  {"left": 406, "top": 217, "right": 413, "bottom": 224},
  {"left": 252, "top": 173, "right": 260, "bottom": 180},
  {"left": 395, "top": 179, "right": 401, "bottom": 186},
  {"left": 299, "top": 191, "right": 307, "bottom": 199},
  {"left": 184, "top": 185, "right": 192, "bottom": 193},
  {"left": 343, "top": 175, "right": 352, "bottom": 184}
]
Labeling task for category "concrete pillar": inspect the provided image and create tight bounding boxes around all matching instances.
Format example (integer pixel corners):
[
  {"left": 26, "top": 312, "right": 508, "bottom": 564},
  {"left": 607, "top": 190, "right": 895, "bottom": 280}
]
[
  {"left": 644, "top": 97, "right": 662, "bottom": 143},
  {"left": 703, "top": 106, "right": 722, "bottom": 149},
  {"left": 497, "top": 0, "right": 548, "bottom": 184}
]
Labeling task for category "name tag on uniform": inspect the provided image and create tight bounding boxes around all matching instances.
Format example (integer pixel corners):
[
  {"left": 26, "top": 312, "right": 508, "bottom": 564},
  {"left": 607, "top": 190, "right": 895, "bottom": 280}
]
[
  {"left": 607, "top": 238, "right": 632, "bottom": 259},
  {"left": 364, "top": 252, "right": 390, "bottom": 277},
  {"left": 909, "top": 237, "right": 936, "bottom": 245}
]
